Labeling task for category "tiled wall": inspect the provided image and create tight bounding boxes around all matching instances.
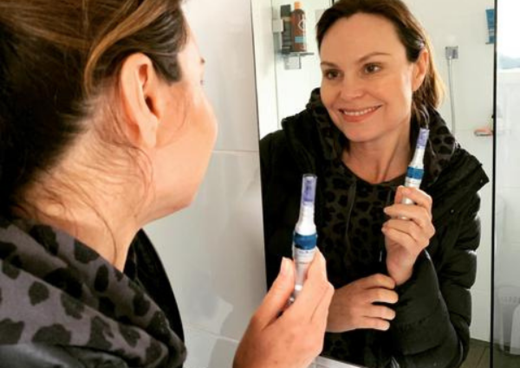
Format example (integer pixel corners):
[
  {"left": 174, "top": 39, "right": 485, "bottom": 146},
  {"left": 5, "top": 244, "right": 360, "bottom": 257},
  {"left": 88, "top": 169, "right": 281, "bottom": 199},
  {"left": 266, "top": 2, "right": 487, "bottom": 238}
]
[{"left": 145, "top": 0, "right": 266, "bottom": 367}]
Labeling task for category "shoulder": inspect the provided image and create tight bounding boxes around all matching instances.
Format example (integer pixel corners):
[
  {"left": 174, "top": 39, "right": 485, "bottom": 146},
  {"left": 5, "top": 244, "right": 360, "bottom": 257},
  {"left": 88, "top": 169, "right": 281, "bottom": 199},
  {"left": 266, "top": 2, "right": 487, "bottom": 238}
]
[{"left": 430, "top": 146, "right": 488, "bottom": 211}]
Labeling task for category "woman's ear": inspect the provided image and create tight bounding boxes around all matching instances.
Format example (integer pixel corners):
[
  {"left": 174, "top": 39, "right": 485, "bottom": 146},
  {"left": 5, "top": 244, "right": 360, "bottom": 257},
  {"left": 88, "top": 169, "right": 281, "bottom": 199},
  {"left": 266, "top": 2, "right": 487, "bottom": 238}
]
[
  {"left": 119, "top": 53, "right": 166, "bottom": 148},
  {"left": 412, "top": 49, "right": 429, "bottom": 92}
]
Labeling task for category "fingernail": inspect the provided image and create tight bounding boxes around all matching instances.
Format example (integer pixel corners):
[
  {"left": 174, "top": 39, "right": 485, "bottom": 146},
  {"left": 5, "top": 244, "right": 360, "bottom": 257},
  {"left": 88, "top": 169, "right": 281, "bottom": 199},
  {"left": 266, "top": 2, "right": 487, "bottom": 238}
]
[
  {"left": 402, "top": 188, "right": 410, "bottom": 195},
  {"left": 280, "top": 258, "right": 289, "bottom": 276}
]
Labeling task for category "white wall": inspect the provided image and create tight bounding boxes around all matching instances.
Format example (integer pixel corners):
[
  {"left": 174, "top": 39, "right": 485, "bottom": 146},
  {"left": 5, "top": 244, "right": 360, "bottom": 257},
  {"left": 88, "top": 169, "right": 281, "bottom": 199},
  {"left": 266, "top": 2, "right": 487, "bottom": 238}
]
[{"left": 145, "top": 1, "right": 266, "bottom": 367}]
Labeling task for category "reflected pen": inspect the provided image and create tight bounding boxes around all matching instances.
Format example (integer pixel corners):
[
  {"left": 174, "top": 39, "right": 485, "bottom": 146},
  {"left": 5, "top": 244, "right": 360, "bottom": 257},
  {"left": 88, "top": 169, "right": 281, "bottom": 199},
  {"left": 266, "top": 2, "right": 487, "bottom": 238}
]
[
  {"left": 402, "top": 128, "right": 430, "bottom": 206},
  {"left": 380, "top": 128, "right": 430, "bottom": 269}
]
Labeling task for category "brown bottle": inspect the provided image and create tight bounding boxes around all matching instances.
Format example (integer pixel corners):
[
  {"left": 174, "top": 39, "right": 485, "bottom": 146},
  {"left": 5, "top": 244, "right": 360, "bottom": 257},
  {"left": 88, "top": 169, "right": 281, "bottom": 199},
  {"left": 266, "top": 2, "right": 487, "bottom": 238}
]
[{"left": 291, "top": 1, "right": 307, "bottom": 52}]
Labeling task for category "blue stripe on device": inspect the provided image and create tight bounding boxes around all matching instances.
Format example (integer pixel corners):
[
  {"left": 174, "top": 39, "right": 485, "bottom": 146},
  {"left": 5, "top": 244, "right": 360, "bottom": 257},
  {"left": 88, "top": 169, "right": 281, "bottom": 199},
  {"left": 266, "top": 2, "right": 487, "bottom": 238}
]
[
  {"left": 293, "top": 233, "right": 317, "bottom": 250},
  {"left": 406, "top": 166, "right": 424, "bottom": 180}
]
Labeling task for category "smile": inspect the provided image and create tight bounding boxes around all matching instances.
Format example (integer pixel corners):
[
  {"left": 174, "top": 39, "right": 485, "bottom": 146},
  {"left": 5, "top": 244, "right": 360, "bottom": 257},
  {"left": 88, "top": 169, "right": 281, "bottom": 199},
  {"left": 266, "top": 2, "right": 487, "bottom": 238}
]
[{"left": 340, "top": 106, "right": 380, "bottom": 116}]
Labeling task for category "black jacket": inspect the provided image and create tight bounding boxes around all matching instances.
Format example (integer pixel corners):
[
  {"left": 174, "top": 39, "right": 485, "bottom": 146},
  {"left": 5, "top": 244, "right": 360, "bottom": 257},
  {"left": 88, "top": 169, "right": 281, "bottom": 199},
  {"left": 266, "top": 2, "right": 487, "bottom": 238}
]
[
  {"left": 260, "top": 90, "right": 489, "bottom": 368},
  {"left": 0, "top": 221, "right": 185, "bottom": 368}
]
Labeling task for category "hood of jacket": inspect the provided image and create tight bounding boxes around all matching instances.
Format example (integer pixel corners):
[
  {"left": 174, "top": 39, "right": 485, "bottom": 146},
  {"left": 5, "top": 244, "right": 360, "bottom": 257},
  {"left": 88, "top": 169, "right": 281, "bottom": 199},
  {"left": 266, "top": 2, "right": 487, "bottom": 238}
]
[{"left": 0, "top": 217, "right": 186, "bottom": 368}]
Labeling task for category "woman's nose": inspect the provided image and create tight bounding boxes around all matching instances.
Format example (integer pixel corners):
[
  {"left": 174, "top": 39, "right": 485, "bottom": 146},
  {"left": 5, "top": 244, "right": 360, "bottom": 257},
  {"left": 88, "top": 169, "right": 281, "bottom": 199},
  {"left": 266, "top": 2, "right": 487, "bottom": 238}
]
[{"left": 339, "top": 76, "right": 364, "bottom": 100}]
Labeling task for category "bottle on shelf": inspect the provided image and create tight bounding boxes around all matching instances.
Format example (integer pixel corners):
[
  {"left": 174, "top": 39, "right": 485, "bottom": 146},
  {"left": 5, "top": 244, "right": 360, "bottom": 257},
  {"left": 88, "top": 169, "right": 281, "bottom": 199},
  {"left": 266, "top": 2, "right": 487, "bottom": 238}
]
[
  {"left": 291, "top": 1, "right": 307, "bottom": 52},
  {"left": 280, "top": 4, "right": 293, "bottom": 54}
]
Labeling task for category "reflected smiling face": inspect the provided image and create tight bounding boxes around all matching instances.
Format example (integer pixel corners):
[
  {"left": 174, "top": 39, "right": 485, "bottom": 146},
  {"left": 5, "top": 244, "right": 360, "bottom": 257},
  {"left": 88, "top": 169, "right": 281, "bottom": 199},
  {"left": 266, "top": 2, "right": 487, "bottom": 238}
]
[{"left": 319, "top": 13, "right": 427, "bottom": 147}]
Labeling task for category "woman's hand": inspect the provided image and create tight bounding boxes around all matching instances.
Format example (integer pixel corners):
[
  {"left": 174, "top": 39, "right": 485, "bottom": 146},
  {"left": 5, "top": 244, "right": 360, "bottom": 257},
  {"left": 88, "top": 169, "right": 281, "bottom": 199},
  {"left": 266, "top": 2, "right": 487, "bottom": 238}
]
[
  {"left": 233, "top": 250, "right": 334, "bottom": 368},
  {"left": 327, "top": 274, "right": 398, "bottom": 333},
  {"left": 383, "top": 186, "right": 436, "bottom": 286}
]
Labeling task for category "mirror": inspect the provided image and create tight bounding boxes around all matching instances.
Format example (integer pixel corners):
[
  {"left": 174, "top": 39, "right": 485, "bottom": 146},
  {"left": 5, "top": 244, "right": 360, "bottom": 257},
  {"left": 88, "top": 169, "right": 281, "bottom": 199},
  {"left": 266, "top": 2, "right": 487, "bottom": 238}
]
[{"left": 252, "top": 0, "right": 494, "bottom": 366}]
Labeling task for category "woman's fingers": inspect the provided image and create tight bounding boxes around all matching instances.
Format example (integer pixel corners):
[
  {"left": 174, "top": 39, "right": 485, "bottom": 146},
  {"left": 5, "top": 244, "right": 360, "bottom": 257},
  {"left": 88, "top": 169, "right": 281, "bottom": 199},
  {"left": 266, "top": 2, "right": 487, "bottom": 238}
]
[
  {"left": 384, "top": 204, "right": 432, "bottom": 228},
  {"left": 252, "top": 257, "right": 295, "bottom": 329},
  {"left": 357, "top": 273, "right": 396, "bottom": 290},
  {"left": 383, "top": 218, "right": 434, "bottom": 243},
  {"left": 291, "top": 250, "right": 334, "bottom": 322},
  {"left": 382, "top": 225, "right": 424, "bottom": 252},
  {"left": 395, "top": 186, "right": 433, "bottom": 211},
  {"left": 365, "top": 305, "right": 397, "bottom": 321},
  {"left": 358, "top": 317, "right": 391, "bottom": 331},
  {"left": 364, "top": 287, "right": 399, "bottom": 305}
]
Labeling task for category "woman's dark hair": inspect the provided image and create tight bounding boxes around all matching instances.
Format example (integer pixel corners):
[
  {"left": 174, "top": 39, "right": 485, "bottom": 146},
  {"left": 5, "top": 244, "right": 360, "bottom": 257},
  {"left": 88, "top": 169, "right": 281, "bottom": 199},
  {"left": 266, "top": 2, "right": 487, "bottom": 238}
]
[
  {"left": 317, "top": 0, "right": 444, "bottom": 127},
  {"left": 0, "top": 0, "right": 187, "bottom": 217}
]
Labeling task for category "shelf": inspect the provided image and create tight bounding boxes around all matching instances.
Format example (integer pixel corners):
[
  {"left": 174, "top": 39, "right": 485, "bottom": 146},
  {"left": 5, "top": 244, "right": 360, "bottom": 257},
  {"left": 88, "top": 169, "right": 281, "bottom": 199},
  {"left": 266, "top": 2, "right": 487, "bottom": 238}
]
[
  {"left": 281, "top": 51, "right": 315, "bottom": 57},
  {"left": 281, "top": 51, "right": 315, "bottom": 70}
]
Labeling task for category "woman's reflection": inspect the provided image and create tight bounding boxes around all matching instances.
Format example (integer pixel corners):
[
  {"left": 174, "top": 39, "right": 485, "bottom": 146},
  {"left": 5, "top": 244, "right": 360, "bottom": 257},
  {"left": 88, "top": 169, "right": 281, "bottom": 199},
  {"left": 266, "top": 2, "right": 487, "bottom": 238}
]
[{"left": 260, "top": 0, "right": 489, "bottom": 367}]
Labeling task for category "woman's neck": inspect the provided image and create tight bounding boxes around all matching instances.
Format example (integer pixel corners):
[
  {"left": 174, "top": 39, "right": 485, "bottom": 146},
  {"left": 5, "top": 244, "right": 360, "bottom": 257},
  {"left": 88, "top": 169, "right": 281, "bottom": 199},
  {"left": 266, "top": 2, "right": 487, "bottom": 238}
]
[
  {"left": 19, "top": 150, "right": 147, "bottom": 271},
  {"left": 35, "top": 201, "right": 139, "bottom": 270},
  {"left": 342, "top": 129, "right": 411, "bottom": 184}
]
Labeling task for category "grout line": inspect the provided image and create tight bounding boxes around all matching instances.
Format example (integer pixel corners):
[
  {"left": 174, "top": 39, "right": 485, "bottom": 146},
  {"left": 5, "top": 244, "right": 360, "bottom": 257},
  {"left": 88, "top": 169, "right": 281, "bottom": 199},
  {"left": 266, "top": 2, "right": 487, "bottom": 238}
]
[{"left": 184, "top": 323, "right": 240, "bottom": 344}]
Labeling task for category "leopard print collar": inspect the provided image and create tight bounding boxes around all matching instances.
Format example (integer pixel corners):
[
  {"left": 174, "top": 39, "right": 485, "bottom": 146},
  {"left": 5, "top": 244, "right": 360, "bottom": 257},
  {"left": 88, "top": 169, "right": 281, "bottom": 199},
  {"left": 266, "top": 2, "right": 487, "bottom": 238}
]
[
  {"left": 0, "top": 217, "right": 186, "bottom": 367},
  {"left": 306, "top": 88, "right": 458, "bottom": 186}
]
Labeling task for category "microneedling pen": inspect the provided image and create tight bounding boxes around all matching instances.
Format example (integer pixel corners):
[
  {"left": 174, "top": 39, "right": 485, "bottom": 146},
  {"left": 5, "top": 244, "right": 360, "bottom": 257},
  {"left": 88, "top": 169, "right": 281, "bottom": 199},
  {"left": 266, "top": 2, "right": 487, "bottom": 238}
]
[
  {"left": 291, "top": 174, "right": 318, "bottom": 303},
  {"left": 402, "top": 128, "right": 430, "bottom": 206}
]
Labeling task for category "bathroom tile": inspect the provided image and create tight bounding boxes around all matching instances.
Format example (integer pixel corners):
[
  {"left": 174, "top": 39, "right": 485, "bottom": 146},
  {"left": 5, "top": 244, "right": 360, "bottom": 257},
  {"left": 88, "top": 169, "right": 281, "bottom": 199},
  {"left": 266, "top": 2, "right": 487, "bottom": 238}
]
[
  {"left": 496, "top": 130, "right": 520, "bottom": 188},
  {"left": 145, "top": 151, "right": 266, "bottom": 341},
  {"left": 495, "top": 241, "right": 520, "bottom": 287},
  {"left": 183, "top": 0, "right": 260, "bottom": 152},
  {"left": 471, "top": 289, "right": 492, "bottom": 341},
  {"left": 498, "top": 188, "right": 520, "bottom": 245},
  {"left": 183, "top": 325, "right": 239, "bottom": 368}
]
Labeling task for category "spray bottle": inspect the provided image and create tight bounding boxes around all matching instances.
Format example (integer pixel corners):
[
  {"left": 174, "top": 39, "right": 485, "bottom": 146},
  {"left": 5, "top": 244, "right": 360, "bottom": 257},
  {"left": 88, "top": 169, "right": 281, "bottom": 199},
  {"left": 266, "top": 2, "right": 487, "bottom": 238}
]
[{"left": 291, "top": 174, "right": 318, "bottom": 302}]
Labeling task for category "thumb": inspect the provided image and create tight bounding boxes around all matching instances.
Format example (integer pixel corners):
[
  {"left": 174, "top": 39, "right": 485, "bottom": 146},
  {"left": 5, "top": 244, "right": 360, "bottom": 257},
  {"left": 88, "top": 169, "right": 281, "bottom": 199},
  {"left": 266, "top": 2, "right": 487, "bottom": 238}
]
[
  {"left": 394, "top": 185, "right": 405, "bottom": 204},
  {"left": 253, "top": 257, "right": 295, "bottom": 329}
]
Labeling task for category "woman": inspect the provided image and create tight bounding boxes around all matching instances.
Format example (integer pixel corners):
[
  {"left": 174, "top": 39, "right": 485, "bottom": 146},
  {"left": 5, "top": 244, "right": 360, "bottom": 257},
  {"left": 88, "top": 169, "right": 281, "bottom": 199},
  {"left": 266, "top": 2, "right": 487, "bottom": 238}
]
[
  {"left": 0, "top": 1, "right": 334, "bottom": 367},
  {"left": 261, "top": 0, "right": 489, "bottom": 367}
]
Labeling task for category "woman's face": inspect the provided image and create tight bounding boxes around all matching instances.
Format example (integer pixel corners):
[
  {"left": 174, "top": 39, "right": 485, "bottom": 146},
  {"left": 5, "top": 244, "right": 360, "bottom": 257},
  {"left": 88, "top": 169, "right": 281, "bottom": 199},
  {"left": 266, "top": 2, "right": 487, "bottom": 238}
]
[
  {"left": 150, "top": 29, "right": 218, "bottom": 219},
  {"left": 319, "top": 13, "right": 426, "bottom": 147}
]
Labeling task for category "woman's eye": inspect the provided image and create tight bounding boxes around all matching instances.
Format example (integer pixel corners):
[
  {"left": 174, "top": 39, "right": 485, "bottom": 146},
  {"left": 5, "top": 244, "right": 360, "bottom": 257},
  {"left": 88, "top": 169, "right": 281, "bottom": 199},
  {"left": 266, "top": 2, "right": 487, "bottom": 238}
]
[
  {"left": 324, "top": 70, "right": 340, "bottom": 80},
  {"left": 364, "top": 63, "right": 381, "bottom": 74}
]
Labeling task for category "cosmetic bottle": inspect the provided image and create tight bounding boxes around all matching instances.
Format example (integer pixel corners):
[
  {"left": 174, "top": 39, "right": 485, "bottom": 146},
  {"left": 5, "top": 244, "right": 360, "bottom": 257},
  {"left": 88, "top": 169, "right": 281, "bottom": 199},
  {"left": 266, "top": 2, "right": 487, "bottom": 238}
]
[
  {"left": 281, "top": 5, "right": 292, "bottom": 54},
  {"left": 291, "top": 2, "right": 307, "bottom": 52}
]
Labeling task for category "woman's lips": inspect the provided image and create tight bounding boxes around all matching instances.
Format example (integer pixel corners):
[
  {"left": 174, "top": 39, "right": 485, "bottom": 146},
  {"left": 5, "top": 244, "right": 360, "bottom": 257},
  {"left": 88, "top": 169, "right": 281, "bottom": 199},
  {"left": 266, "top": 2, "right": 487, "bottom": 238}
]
[{"left": 338, "top": 105, "right": 381, "bottom": 122}]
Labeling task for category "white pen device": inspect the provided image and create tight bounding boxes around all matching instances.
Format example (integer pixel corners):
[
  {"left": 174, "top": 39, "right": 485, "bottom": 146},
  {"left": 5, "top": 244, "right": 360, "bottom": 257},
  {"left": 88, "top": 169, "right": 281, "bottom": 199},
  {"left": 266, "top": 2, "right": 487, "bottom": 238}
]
[
  {"left": 402, "top": 128, "right": 430, "bottom": 205},
  {"left": 290, "top": 174, "right": 318, "bottom": 303}
]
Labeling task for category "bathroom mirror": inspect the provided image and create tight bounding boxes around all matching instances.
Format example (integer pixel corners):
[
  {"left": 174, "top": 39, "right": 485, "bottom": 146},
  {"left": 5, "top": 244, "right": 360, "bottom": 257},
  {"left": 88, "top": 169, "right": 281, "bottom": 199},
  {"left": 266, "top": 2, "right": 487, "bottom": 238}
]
[{"left": 252, "top": 0, "right": 494, "bottom": 366}]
